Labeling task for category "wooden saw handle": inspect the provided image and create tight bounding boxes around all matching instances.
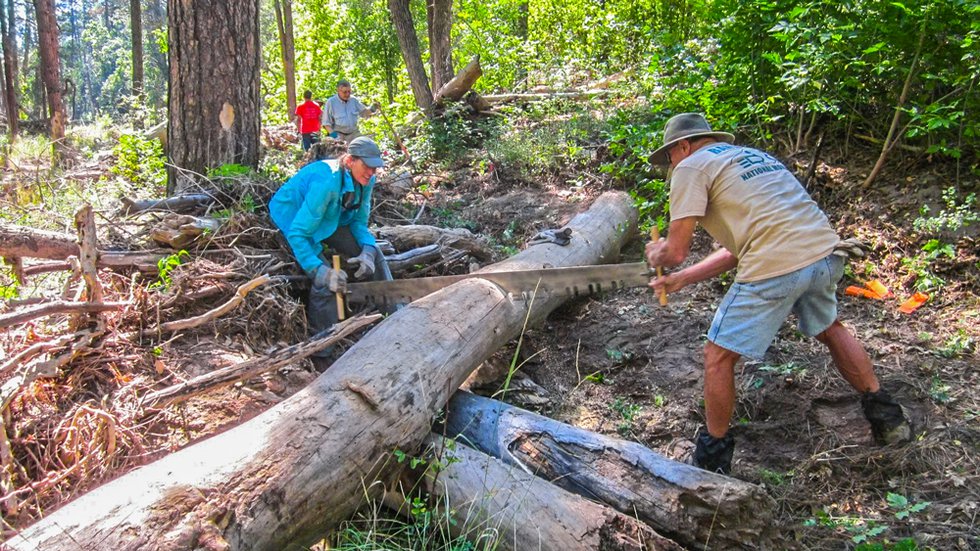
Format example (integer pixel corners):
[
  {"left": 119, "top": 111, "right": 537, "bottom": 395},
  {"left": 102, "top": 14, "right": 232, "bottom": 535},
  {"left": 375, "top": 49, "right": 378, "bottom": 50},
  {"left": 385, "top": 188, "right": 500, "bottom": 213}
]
[
  {"left": 332, "top": 255, "right": 346, "bottom": 321},
  {"left": 650, "top": 227, "right": 668, "bottom": 306}
]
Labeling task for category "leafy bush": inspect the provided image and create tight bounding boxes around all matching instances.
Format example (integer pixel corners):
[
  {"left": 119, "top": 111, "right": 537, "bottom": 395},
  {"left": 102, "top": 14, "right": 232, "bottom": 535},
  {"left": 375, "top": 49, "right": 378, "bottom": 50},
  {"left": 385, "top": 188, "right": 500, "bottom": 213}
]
[{"left": 110, "top": 134, "right": 166, "bottom": 192}]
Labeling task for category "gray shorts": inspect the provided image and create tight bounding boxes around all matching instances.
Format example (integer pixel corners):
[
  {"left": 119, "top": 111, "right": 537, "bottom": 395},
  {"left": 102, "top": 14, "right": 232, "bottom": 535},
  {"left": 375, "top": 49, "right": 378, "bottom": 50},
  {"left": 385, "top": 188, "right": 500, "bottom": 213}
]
[{"left": 708, "top": 254, "right": 844, "bottom": 360}]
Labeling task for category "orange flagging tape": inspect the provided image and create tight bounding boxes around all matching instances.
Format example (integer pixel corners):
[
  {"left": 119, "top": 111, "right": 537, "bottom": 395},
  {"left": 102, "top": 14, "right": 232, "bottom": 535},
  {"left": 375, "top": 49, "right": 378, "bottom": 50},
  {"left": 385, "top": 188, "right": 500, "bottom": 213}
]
[
  {"left": 898, "top": 292, "right": 929, "bottom": 314},
  {"left": 865, "top": 279, "right": 893, "bottom": 299},
  {"left": 846, "top": 286, "right": 881, "bottom": 299}
]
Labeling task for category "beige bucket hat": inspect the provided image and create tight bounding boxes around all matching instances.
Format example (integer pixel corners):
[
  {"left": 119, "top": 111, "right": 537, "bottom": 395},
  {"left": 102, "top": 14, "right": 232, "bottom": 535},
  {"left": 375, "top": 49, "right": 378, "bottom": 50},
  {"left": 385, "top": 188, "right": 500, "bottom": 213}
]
[{"left": 649, "top": 113, "right": 735, "bottom": 165}]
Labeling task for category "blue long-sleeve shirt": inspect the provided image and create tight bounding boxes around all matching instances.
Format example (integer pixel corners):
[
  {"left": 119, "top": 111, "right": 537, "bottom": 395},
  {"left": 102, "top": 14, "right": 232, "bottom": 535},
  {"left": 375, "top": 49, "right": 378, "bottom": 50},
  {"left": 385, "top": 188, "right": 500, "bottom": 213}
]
[{"left": 269, "top": 159, "right": 376, "bottom": 274}]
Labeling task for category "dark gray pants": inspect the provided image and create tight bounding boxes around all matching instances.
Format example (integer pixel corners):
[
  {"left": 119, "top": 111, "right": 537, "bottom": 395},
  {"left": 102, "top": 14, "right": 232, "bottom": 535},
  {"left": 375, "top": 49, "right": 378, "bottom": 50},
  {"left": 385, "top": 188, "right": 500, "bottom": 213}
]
[{"left": 308, "top": 226, "right": 392, "bottom": 337}]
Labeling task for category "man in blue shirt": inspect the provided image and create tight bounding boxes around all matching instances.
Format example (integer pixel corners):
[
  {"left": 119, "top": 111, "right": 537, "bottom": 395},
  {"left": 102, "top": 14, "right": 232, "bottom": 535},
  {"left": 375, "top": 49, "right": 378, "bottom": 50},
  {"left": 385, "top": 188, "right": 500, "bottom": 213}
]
[
  {"left": 270, "top": 137, "right": 392, "bottom": 339},
  {"left": 321, "top": 80, "right": 378, "bottom": 143}
]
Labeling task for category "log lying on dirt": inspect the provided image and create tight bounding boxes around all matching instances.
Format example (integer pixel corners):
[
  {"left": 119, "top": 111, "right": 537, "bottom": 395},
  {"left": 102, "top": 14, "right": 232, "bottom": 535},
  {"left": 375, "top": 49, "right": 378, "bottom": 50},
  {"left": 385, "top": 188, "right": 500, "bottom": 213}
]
[
  {"left": 418, "top": 434, "right": 683, "bottom": 551},
  {"left": 10, "top": 191, "right": 637, "bottom": 550},
  {"left": 385, "top": 244, "right": 442, "bottom": 273},
  {"left": 444, "top": 392, "right": 778, "bottom": 550},
  {"left": 149, "top": 215, "right": 222, "bottom": 249},
  {"left": 376, "top": 224, "right": 492, "bottom": 261},
  {"left": 119, "top": 193, "right": 214, "bottom": 216}
]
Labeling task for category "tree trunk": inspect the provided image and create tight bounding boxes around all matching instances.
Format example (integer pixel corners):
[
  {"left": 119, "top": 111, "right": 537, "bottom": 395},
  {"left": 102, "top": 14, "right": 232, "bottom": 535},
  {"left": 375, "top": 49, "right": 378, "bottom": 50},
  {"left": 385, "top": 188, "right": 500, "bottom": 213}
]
[
  {"left": 32, "top": 0, "right": 66, "bottom": 153},
  {"left": 444, "top": 391, "right": 779, "bottom": 550},
  {"left": 167, "top": 0, "right": 260, "bottom": 194},
  {"left": 273, "top": 0, "right": 296, "bottom": 121},
  {"left": 426, "top": 0, "right": 453, "bottom": 93},
  {"left": 415, "top": 434, "right": 684, "bottom": 551},
  {"left": 0, "top": 0, "right": 18, "bottom": 139},
  {"left": 10, "top": 192, "right": 637, "bottom": 550},
  {"left": 130, "top": 0, "right": 144, "bottom": 101},
  {"left": 387, "top": 0, "right": 432, "bottom": 114}
]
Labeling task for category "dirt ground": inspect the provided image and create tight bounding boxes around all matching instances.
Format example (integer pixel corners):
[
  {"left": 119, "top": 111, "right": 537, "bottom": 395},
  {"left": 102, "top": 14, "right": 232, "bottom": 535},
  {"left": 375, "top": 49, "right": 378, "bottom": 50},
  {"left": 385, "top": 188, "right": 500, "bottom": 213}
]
[{"left": 2, "top": 130, "right": 977, "bottom": 549}]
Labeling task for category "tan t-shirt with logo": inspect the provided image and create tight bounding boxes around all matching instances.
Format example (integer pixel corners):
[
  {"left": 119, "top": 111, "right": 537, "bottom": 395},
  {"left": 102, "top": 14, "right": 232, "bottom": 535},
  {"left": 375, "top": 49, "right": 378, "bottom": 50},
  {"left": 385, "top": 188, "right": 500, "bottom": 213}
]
[{"left": 669, "top": 143, "right": 839, "bottom": 282}]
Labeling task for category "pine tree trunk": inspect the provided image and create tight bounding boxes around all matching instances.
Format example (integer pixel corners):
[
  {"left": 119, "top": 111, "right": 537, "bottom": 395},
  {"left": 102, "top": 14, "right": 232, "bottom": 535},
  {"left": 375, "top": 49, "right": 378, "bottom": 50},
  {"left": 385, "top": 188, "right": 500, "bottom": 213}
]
[
  {"left": 0, "top": 0, "right": 18, "bottom": 139},
  {"left": 130, "top": 0, "right": 144, "bottom": 100},
  {"left": 32, "top": 0, "right": 65, "bottom": 152},
  {"left": 273, "top": 0, "right": 296, "bottom": 121},
  {"left": 387, "top": 0, "right": 432, "bottom": 114},
  {"left": 427, "top": 0, "right": 453, "bottom": 93},
  {"left": 167, "top": 0, "right": 260, "bottom": 194}
]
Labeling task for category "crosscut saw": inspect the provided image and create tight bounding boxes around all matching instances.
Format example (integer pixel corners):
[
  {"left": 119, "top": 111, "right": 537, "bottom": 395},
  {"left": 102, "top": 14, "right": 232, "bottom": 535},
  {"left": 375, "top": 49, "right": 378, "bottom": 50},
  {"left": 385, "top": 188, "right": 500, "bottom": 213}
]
[{"left": 346, "top": 262, "right": 654, "bottom": 307}]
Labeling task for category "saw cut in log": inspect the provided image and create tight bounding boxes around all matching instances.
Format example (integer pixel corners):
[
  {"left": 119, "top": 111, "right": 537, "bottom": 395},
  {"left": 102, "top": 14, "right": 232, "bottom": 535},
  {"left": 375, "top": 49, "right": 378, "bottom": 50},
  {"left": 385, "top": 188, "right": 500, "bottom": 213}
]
[
  {"left": 149, "top": 215, "right": 222, "bottom": 249},
  {"left": 10, "top": 191, "right": 636, "bottom": 550},
  {"left": 376, "top": 225, "right": 492, "bottom": 261},
  {"left": 416, "top": 434, "right": 683, "bottom": 551},
  {"left": 433, "top": 55, "right": 482, "bottom": 105},
  {"left": 119, "top": 194, "right": 214, "bottom": 216},
  {"left": 444, "top": 391, "right": 778, "bottom": 550}
]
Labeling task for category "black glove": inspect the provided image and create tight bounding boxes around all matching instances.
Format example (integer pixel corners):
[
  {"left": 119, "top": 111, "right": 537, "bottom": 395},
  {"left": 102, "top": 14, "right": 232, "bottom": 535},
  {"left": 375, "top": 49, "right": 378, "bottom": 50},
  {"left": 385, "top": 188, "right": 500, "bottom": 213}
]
[{"left": 348, "top": 246, "right": 378, "bottom": 279}]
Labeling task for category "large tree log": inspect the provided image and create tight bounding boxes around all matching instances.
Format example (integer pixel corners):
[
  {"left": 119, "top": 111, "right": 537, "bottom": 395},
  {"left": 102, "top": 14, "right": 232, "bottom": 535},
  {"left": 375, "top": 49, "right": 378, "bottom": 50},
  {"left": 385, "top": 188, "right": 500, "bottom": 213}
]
[
  {"left": 433, "top": 54, "right": 481, "bottom": 105},
  {"left": 416, "top": 434, "right": 683, "bottom": 551},
  {"left": 0, "top": 221, "right": 165, "bottom": 271},
  {"left": 10, "top": 192, "right": 638, "bottom": 550},
  {"left": 444, "top": 392, "right": 779, "bottom": 550}
]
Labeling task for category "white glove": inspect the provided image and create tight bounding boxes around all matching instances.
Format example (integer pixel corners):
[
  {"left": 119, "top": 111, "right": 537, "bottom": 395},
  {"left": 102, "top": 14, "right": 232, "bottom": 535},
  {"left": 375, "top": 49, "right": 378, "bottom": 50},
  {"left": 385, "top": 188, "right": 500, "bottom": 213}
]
[
  {"left": 311, "top": 264, "right": 347, "bottom": 293},
  {"left": 348, "top": 246, "right": 378, "bottom": 280}
]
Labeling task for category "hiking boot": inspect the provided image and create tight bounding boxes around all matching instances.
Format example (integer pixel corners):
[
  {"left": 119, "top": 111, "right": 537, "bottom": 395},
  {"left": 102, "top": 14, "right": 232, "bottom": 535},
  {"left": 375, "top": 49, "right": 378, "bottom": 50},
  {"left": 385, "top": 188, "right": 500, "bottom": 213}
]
[
  {"left": 862, "top": 389, "right": 912, "bottom": 445},
  {"left": 691, "top": 427, "right": 735, "bottom": 475}
]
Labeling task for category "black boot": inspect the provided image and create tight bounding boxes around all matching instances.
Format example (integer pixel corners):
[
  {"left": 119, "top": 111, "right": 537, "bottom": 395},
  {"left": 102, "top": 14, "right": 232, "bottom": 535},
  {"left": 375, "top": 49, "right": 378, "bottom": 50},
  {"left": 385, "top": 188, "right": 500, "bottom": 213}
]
[
  {"left": 692, "top": 427, "right": 735, "bottom": 474},
  {"left": 862, "top": 389, "right": 912, "bottom": 445}
]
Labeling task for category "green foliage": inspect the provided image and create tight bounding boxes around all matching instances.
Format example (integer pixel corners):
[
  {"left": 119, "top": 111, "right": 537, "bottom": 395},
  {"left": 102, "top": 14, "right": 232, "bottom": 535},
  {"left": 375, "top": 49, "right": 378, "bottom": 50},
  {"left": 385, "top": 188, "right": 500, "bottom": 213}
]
[
  {"left": 928, "top": 375, "right": 951, "bottom": 404},
  {"left": 111, "top": 134, "right": 167, "bottom": 191},
  {"left": 901, "top": 239, "right": 956, "bottom": 292},
  {"left": 936, "top": 329, "right": 975, "bottom": 359},
  {"left": 610, "top": 397, "right": 641, "bottom": 435},
  {"left": 584, "top": 371, "right": 608, "bottom": 384},
  {"left": 913, "top": 188, "right": 979, "bottom": 234},
  {"left": 207, "top": 164, "right": 255, "bottom": 179},
  {"left": 152, "top": 251, "right": 190, "bottom": 290},
  {"left": 759, "top": 361, "right": 807, "bottom": 378},
  {"left": 806, "top": 492, "right": 930, "bottom": 548}
]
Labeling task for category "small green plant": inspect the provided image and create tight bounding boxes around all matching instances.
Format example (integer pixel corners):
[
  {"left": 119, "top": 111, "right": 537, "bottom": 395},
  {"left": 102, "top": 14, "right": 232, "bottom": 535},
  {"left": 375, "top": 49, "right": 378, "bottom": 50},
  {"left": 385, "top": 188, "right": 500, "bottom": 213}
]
[
  {"left": 610, "top": 397, "right": 641, "bottom": 435},
  {"left": 584, "top": 371, "right": 607, "bottom": 384},
  {"left": 935, "top": 329, "right": 974, "bottom": 359},
  {"left": 913, "top": 187, "right": 979, "bottom": 234},
  {"left": 901, "top": 239, "right": 956, "bottom": 293},
  {"left": 805, "top": 492, "right": 930, "bottom": 548},
  {"left": 151, "top": 250, "right": 190, "bottom": 290},
  {"left": 652, "top": 394, "right": 666, "bottom": 408},
  {"left": 207, "top": 163, "right": 254, "bottom": 178},
  {"left": 759, "top": 361, "right": 807, "bottom": 378},
  {"left": 758, "top": 468, "right": 788, "bottom": 486},
  {"left": 928, "top": 375, "right": 951, "bottom": 404},
  {"left": 605, "top": 348, "right": 632, "bottom": 363}
]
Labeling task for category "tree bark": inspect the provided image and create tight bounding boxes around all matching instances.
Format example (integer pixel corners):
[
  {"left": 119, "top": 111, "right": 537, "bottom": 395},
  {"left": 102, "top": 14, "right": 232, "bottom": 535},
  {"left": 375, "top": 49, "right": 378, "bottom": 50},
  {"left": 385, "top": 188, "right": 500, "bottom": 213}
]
[
  {"left": 426, "top": 0, "right": 453, "bottom": 93},
  {"left": 0, "top": 0, "right": 18, "bottom": 139},
  {"left": 273, "top": 0, "right": 296, "bottom": 120},
  {"left": 416, "top": 434, "right": 684, "bottom": 551},
  {"left": 10, "top": 191, "right": 637, "bottom": 550},
  {"left": 433, "top": 55, "right": 481, "bottom": 104},
  {"left": 444, "top": 391, "right": 779, "bottom": 550},
  {"left": 130, "top": 0, "right": 144, "bottom": 100},
  {"left": 387, "top": 0, "right": 433, "bottom": 114},
  {"left": 167, "top": 0, "right": 260, "bottom": 194},
  {"left": 32, "top": 0, "right": 66, "bottom": 153}
]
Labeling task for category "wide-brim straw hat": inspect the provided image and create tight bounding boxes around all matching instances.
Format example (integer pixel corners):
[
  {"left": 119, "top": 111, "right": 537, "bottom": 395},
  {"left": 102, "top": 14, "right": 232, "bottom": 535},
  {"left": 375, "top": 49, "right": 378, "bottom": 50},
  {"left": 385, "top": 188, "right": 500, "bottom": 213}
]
[{"left": 649, "top": 113, "right": 735, "bottom": 165}]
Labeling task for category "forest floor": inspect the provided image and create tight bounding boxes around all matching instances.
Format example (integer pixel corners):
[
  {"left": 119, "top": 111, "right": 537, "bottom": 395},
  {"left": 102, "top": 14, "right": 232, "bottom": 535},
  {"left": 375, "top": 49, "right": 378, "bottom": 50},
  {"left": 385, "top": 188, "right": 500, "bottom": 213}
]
[{"left": 1, "top": 121, "right": 978, "bottom": 549}]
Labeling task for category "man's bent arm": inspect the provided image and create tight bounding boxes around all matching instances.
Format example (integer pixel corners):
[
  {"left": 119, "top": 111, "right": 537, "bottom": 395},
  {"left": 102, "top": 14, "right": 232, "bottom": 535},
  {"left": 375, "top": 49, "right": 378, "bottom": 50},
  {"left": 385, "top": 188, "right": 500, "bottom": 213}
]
[
  {"left": 646, "top": 217, "right": 698, "bottom": 267},
  {"left": 675, "top": 248, "right": 738, "bottom": 286}
]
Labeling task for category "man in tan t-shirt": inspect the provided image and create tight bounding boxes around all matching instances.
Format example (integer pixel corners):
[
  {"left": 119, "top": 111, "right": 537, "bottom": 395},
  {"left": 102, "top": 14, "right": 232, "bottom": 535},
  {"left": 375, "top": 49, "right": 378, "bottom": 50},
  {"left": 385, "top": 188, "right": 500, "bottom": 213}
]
[{"left": 645, "top": 113, "right": 911, "bottom": 475}]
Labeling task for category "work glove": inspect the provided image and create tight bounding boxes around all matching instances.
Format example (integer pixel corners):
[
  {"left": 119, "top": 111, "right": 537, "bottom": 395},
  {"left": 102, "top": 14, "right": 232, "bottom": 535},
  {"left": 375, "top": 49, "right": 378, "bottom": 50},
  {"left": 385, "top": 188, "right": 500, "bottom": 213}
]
[
  {"left": 310, "top": 264, "right": 347, "bottom": 293},
  {"left": 528, "top": 227, "right": 573, "bottom": 246},
  {"left": 348, "top": 246, "right": 378, "bottom": 280}
]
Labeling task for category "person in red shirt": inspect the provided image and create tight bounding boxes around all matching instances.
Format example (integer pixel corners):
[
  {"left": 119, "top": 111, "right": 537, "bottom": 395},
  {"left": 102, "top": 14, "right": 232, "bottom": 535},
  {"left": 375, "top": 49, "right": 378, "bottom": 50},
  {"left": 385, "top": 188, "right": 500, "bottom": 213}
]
[{"left": 295, "top": 90, "right": 324, "bottom": 151}]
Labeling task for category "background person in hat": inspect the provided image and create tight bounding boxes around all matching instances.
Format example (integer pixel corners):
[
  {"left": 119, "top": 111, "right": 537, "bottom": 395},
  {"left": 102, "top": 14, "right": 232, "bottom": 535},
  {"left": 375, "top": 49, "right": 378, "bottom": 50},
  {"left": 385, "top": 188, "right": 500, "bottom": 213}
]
[
  {"left": 321, "top": 79, "right": 379, "bottom": 143},
  {"left": 644, "top": 113, "right": 912, "bottom": 475},
  {"left": 270, "top": 136, "right": 393, "bottom": 340}
]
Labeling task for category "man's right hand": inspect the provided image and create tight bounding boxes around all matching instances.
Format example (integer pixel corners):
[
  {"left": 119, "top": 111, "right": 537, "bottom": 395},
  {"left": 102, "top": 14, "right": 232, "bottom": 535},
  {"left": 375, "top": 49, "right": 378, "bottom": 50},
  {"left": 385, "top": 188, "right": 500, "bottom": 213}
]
[
  {"left": 649, "top": 271, "right": 687, "bottom": 296},
  {"left": 312, "top": 264, "right": 348, "bottom": 293}
]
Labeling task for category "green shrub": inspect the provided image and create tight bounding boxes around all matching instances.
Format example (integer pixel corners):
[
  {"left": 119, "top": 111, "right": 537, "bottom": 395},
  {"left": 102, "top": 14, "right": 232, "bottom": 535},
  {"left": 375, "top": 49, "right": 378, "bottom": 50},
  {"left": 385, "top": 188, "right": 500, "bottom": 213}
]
[{"left": 110, "top": 134, "right": 166, "bottom": 191}]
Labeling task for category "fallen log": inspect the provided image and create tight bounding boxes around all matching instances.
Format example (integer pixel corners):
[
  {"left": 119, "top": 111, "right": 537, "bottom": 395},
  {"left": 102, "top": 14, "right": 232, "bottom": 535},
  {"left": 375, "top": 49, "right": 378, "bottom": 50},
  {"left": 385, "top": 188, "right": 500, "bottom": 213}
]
[
  {"left": 0, "top": 221, "right": 166, "bottom": 271},
  {"left": 416, "top": 434, "right": 683, "bottom": 551},
  {"left": 0, "top": 301, "right": 128, "bottom": 329},
  {"left": 376, "top": 225, "right": 492, "bottom": 261},
  {"left": 149, "top": 215, "right": 222, "bottom": 249},
  {"left": 10, "top": 191, "right": 636, "bottom": 550},
  {"left": 385, "top": 244, "right": 442, "bottom": 274},
  {"left": 481, "top": 90, "right": 609, "bottom": 104},
  {"left": 119, "top": 194, "right": 214, "bottom": 216},
  {"left": 444, "top": 392, "right": 779, "bottom": 550}
]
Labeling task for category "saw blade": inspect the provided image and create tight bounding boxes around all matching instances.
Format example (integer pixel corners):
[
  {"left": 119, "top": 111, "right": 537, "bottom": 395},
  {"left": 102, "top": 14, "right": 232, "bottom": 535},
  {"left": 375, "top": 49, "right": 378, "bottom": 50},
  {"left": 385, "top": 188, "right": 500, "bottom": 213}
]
[{"left": 347, "top": 262, "right": 653, "bottom": 307}]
